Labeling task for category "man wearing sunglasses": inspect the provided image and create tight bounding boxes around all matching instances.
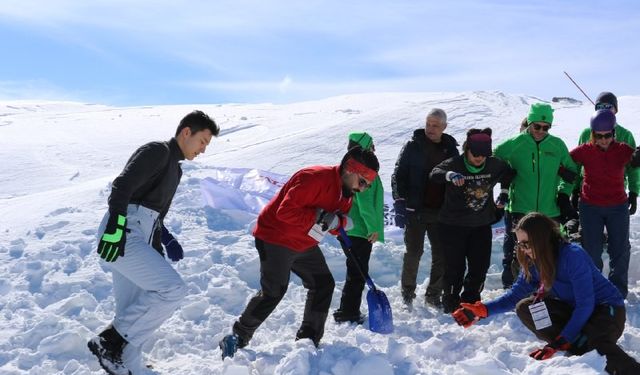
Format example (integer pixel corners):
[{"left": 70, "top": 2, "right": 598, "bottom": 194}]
[
  {"left": 573, "top": 92, "right": 639, "bottom": 216},
  {"left": 219, "top": 146, "right": 379, "bottom": 358},
  {"left": 570, "top": 109, "right": 636, "bottom": 299},
  {"left": 493, "top": 103, "right": 578, "bottom": 289}
]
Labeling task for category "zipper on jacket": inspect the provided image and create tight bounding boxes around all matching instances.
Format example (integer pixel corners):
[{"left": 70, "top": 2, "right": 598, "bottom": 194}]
[{"left": 534, "top": 148, "right": 541, "bottom": 211}]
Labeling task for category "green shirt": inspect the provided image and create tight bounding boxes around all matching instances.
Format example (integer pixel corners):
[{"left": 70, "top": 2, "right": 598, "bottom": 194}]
[{"left": 494, "top": 132, "right": 577, "bottom": 217}]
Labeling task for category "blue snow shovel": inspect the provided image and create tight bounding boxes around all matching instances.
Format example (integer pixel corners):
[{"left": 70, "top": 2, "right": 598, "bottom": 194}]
[{"left": 338, "top": 227, "right": 393, "bottom": 333}]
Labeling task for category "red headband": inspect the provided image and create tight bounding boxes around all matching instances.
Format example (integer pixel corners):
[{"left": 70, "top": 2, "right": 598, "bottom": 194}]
[{"left": 345, "top": 158, "right": 377, "bottom": 181}]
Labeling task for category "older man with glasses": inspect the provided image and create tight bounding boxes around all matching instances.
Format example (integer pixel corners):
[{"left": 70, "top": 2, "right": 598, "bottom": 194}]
[{"left": 493, "top": 103, "right": 579, "bottom": 289}]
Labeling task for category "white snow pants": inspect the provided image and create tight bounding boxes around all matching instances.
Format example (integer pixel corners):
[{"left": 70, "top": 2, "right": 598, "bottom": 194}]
[{"left": 98, "top": 204, "right": 187, "bottom": 351}]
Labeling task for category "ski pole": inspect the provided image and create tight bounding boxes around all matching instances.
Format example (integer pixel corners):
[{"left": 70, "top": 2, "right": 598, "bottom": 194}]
[{"left": 563, "top": 71, "right": 594, "bottom": 105}]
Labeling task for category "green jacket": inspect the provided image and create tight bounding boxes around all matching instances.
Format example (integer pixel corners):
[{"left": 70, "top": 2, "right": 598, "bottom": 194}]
[
  {"left": 576, "top": 123, "right": 639, "bottom": 195},
  {"left": 347, "top": 132, "right": 385, "bottom": 242},
  {"left": 494, "top": 132, "right": 577, "bottom": 217}
]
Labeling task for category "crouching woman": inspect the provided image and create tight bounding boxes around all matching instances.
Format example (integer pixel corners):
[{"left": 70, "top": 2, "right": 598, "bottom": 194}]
[{"left": 452, "top": 212, "right": 640, "bottom": 375}]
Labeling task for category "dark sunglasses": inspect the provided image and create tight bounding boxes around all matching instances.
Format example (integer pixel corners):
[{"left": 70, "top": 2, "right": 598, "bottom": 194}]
[
  {"left": 358, "top": 176, "right": 372, "bottom": 189},
  {"left": 595, "top": 103, "right": 614, "bottom": 111},
  {"left": 515, "top": 240, "right": 530, "bottom": 250},
  {"left": 594, "top": 132, "right": 614, "bottom": 140},
  {"left": 531, "top": 123, "right": 551, "bottom": 132}
]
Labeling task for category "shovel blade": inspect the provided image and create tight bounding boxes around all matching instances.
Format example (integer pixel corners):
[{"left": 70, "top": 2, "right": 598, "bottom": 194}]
[{"left": 367, "top": 289, "right": 394, "bottom": 333}]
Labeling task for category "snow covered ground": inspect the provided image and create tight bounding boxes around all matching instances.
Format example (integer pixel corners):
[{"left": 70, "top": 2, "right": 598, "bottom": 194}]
[{"left": 1, "top": 91, "right": 640, "bottom": 374}]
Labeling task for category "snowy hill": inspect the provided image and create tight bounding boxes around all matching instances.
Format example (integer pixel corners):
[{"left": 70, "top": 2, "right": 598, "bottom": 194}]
[{"left": 1, "top": 91, "right": 639, "bottom": 374}]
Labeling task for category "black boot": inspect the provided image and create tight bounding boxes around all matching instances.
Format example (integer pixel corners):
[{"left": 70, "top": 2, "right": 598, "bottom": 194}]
[
  {"left": 333, "top": 309, "right": 365, "bottom": 324},
  {"left": 295, "top": 325, "right": 320, "bottom": 348},
  {"left": 87, "top": 325, "right": 130, "bottom": 375}
]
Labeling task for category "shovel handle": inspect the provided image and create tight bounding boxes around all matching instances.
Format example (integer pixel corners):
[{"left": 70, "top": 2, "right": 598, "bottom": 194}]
[{"left": 338, "top": 228, "right": 377, "bottom": 291}]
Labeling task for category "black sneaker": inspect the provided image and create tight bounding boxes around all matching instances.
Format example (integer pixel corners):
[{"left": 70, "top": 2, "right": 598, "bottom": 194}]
[
  {"left": 87, "top": 326, "right": 131, "bottom": 375},
  {"left": 333, "top": 309, "right": 365, "bottom": 324}
]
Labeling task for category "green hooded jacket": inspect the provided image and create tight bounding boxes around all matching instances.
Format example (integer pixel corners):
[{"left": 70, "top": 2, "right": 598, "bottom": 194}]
[
  {"left": 576, "top": 123, "right": 639, "bottom": 194},
  {"left": 494, "top": 131, "right": 577, "bottom": 217},
  {"left": 347, "top": 132, "right": 385, "bottom": 242}
]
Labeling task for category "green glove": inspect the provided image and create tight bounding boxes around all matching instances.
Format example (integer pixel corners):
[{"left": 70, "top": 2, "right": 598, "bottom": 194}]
[{"left": 97, "top": 212, "right": 127, "bottom": 262}]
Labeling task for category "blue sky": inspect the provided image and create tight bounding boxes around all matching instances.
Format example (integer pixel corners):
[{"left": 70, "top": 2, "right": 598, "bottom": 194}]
[{"left": 1, "top": 0, "right": 639, "bottom": 106}]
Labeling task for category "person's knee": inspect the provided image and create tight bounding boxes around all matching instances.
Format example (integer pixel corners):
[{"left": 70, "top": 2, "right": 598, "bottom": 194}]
[
  {"left": 515, "top": 297, "right": 533, "bottom": 321},
  {"left": 159, "top": 279, "right": 187, "bottom": 303}
]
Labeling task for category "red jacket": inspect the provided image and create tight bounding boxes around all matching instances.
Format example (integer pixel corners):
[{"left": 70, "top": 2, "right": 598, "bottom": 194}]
[
  {"left": 253, "top": 165, "right": 352, "bottom": 251},
  {"left": 570, "top": 142, "right": 634, "bottom": 206}
]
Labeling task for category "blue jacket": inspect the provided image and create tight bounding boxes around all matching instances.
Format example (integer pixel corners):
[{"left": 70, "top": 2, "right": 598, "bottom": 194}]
[{"left": 485, "top": 242, "right": 624, "bottom": 342}]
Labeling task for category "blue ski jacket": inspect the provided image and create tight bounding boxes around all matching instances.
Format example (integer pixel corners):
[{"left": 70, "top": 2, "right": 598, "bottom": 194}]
[{"left": 484, "top": 242, "right": 624, "bottom": 342}]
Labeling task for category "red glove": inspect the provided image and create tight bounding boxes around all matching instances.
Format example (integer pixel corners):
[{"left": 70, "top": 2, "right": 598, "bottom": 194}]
[
  {"left": 452, "top": 302, "right": 488, "bottom": 328},
  {"left": 529, "top": 335, "right": 570, "bottom": 360}
]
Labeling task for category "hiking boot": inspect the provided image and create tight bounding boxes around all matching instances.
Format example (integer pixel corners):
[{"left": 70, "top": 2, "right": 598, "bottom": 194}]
[
  {"left": 333, "top": 309, "right": 365, "bottom": 324},
  {"left": 425, "top": 293, "right": 442, "bottom": 308},
  {"left": 219, "top": 333, "right": 247, "bottom": 359},
  {"left": 402, "top": 291, "right": 416, "bottom": 306},
  {"left": 442, "top": 294, "right": 461, "bottom": 314},
  {"left": 295, "top": 326, "right": 319, "bottom": 348},
  {"left": 87, "top": 325, "right": 131, "bottom": 375}
]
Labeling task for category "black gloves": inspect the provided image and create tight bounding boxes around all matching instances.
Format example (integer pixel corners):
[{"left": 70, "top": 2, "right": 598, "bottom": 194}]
[
  {"left": 570, "top": 189, "right": 580, "bottom": 211},
  {"left": 557, "top": 193, "right": 578, "bottom": 223},
  {"left": 393, "top": 200, "right": 407, "bottom": 228},
  {"left": 161, "top": 226, "right": 184, "bottom": 262},
  {"left": 97, "top": 212, "right": 127, "bottom": 262},
  {"left": 629, "top": 192, "right": 638, "bottom": 215},
  {"left": 557, "top": 166, "right": 578, "bottom": 184}
]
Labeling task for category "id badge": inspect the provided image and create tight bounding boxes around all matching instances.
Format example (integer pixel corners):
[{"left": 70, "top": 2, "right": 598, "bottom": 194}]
[
  {"left": 308, "top": 223, "right": 326, "bottom": 242},
  {"left": 529, "top": 301, "right": 552, "bottom": 330}
]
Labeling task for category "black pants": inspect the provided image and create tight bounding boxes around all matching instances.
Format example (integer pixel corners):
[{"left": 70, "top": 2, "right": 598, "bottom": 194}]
[
  {"left": 233, "top": 239, "right": 335, "bottom": 345},
  {"left": 516, "top": 296, "right": 640, "bottom": 374},
  {"left": 439, "top": 223, "right": 492, "bottom": 306},
  {"left": 401, "top": 212, "right": 443, "bottom": 298},
  {"left": 501, "top": 211, "right": 524, "bottom": 289},
  {"left": 337, "top": 236, "right": 372, "bottom": 314}
]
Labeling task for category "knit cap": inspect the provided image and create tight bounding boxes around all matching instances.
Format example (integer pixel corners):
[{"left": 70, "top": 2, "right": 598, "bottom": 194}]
[{"left": 527, "top": 103, "right": 554, "bottom": 125}]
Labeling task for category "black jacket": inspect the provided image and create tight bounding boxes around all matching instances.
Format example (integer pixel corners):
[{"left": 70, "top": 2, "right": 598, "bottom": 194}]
[
  {"left": 108, "top": 137, "right": 184, "bottom": 224},
  {"left": 430, "top": 155, "right": 512, "bottom": 226},
  {"left": 391, "top": 129, "right": 459, "bottom": 212}
]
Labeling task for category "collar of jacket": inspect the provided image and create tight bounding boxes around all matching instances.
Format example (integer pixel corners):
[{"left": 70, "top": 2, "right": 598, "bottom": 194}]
[{"left": 169, "top": 137, "right": 186, "bottom": 161}]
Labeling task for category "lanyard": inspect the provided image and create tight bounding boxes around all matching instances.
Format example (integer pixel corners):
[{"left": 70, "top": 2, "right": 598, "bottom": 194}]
[{"left": 533, "top": 282, "right": 545, "bottom": 303}]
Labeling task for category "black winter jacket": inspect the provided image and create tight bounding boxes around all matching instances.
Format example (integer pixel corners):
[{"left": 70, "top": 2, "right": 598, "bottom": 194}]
[
  {"left": 108, "top": 138, "right": 185, "bottom": 249},
  {"left": 391, "top": 129, "right": 459, "bottom": 212}
]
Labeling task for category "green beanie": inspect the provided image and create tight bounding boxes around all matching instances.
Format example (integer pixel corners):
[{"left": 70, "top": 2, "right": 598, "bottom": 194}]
[
  {"left": 527, "top": 103, "right": 554, "bottom": 125},
  {"left": 348, "top": 132, "right": 374, "bottom": 150}
]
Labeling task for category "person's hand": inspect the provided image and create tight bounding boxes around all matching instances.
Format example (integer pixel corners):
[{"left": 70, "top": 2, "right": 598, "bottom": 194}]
[
  {"left": 317, "top": 210, "right": 353, "bottom": 235},
  {"left": 529, "top": 335, "right": 570, "bottom": 360},
  {"left": 452, "top": 301, "right": 488, "bottom": 328},
  {"left": 495, "top": 189, "right": 509, "bottom": 208},
  {"left": 393, "top": 200, "right": 407, "bottom": 228},
  {"left": 446, "top": 171, "right": 465, "bottom": 186},
  {"left": 557, "top": 193, "right": 578, "bottom": 223},
  {"left": 161, "top": 226, "right": 184, "bottom": 262},
  {"left": 629, "top": 192, "right": 638, "bottom": 215},
  {"left": 367, "top": 232, "right": 379, "bottom": 243},
  {"left": 97, "top": 212, "right": 127, "bottom": 262}
]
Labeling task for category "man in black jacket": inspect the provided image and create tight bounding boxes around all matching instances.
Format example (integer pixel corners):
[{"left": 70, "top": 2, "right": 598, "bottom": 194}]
[
  {"left": 391, "top": 108, "right": 459, "bottom": 308},
  {"left": 88, "top": 110, "right": 219, "bottom": 375}
]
